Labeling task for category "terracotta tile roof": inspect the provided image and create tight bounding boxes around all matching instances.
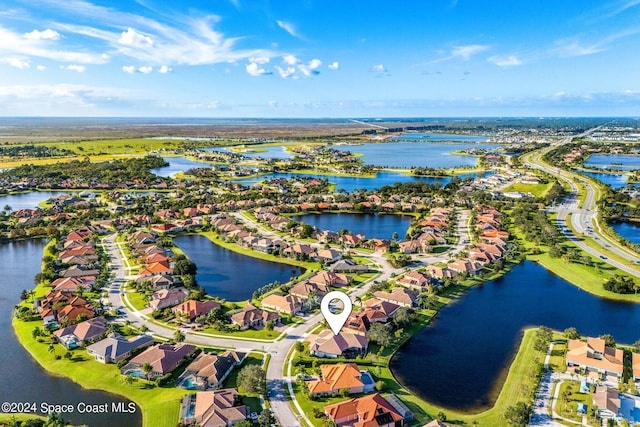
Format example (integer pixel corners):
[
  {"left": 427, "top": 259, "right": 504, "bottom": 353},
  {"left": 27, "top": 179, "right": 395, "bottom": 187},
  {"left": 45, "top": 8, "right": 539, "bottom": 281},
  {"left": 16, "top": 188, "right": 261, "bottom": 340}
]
[
  {"left": 324, "top": 393, "right": 404, "bottom": 427},
  {"left": 193, "top": 388, "right": 248, "bottom": 426},
  {"left": 566, "top": 338, "right": 624, "bottom": 375},
  {"left": 307, "top": 363, "right": 365, "bottom": 395}
]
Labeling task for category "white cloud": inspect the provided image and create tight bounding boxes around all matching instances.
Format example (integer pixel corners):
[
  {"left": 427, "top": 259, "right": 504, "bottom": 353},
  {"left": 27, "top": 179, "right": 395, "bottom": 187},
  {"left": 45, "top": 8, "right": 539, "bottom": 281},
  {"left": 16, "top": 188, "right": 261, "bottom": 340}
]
[
  {"left": 24, "top": 29, "right": 61, "bottom": 40},
  {"left": 451, "top": 44, "right": 489, "bottom": 60},
  {"left": 246, "top": 62, "right": 271, "bottom": 76},
  {"left": 372, "top": 64, "right": 386, "bottom": 73},
  {"left": 487, "top": 55, "right": 522, "bottom": 67},
  {"left": 7, "top": 58, "right": 30, "bottom": 69},
  {"left": 122, "top": 65, "right": 136, "bottom": 74},
  {"left": 159, "top": 65, "right": 172, "bottom": 73},
  {"left": 298, "top": 58, "right": 321, "bottom": 76},
  {"left": 276, "top": 20, "right": 303, "bottom": 39},
  {"left": 138, "top": 66, "right": 153, "bottom": 74},
  {"left": 328, "top": 61, "right": 339, "bottom": 70},
  {"left": 249, "top": 56, "right": 270, "bottom": 64},
  {"left": 37, "top": 65, "right": 46, "bottom": 71},
  {"left": 66, "top": 64, "right": 86, "bottom": 72},
  {"left": 283, "top": 55, "right": 299, "bottom": 65},
  {"left": 118, "top": 27, "right": 154, "bottom": 48},
  {"left": 275, "top": 65, "right": 296, "bottom": 78}
]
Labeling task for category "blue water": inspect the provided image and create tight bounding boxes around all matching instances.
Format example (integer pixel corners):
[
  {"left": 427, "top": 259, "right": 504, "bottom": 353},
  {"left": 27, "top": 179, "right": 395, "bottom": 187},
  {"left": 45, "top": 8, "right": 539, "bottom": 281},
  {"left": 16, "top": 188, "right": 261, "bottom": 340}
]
[
  {"left": 388, "top": 132, "right": 489, "bottom": 142},
  {"left": 0, "top": 191, "right": 77, "bottom": 210},
  {"left": 612, "top": 222, "right": 640, "bottom": 245},
  {"left": 174, "top": 234, "right": 305, "bottom": 301},
  {"left": 391, "top": 261, "right": 640, "bottom": 411},
  {"left": 293, "top": 213, "right": 412, "bottom": 240},
  {"left": 348, "top": 142, "right": 500, "bottom": 168},
  {"left": 584, "top": 154, "right": 640, "bottom": 170},
  {"left": 231, "top": 171, "right": 493, "bottom": 193},
  {"left": 577, "top": 170, "right": 633, "bottom": 188},
  {"left": 151, "top": 156, "right": 213, "bottom": 177}
]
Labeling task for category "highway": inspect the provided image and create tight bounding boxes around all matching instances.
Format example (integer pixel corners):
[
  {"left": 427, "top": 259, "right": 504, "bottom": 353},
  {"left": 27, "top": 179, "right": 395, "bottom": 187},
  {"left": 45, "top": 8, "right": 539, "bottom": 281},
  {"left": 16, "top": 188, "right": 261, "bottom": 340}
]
[{"left": 522, "top": 130, "right": 640, "bottom": 279}]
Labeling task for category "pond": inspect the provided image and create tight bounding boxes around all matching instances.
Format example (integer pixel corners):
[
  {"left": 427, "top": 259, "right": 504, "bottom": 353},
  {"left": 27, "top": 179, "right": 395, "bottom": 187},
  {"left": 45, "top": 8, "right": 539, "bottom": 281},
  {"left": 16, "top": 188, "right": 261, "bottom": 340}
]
[
  {"left": 151, "top": 156, "right": 213, "bottom": 177},
  {"left": 390, "top": 261, "right": 640, "bottom": 412},
  {"left": 387, "top": 132, "right": 489, "bottom": 142},
  {"left": 173, "top": 234, "right": 305, "bottom": 301},
  {"left": 348, "top": 142, "right": 500, "bottom": 168},
  {"left": 292, "top": 213, "right": 412, "bottom": 240},
  {"left": 0, "top": 191, "right": 77, "bottom": 210},
  {"left": 0, "top": 240, "right": 140, "bottom": 427},
  {"left": 576, "top": 170, "right": 634, "bottom": 189},
  {"left": 231, "top": 171, "right": 494, "bottom": 193},
  {"left": 584, "top": 154, "right": 640, "bottom": 171},
  {"left": 611, "top": 222, "right": 640, "bottom": 245}
]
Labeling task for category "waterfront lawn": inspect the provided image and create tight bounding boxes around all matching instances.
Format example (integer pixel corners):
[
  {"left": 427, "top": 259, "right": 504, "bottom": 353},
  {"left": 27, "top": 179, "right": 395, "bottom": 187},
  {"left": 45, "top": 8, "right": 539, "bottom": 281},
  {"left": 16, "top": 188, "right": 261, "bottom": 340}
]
[
  {"left": 13, "top": 318, "right": 188, "bottom": 427},
  {"left": 549, "top": 342, "right": 568, "bottom": 373}
]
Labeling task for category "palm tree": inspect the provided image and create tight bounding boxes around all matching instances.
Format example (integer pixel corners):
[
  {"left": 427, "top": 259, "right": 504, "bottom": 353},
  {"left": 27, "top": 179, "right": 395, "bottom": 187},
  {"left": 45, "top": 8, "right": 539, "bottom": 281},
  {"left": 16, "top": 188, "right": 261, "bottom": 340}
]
[
  {"left": 31, "top": 326, "right": 42, "bottom": 340},
  {"left": 48, "top": 343, "right": 56, "bottom": 358},
  {"left": 141, "top": 362, "right": 153, "bottom": 381}
]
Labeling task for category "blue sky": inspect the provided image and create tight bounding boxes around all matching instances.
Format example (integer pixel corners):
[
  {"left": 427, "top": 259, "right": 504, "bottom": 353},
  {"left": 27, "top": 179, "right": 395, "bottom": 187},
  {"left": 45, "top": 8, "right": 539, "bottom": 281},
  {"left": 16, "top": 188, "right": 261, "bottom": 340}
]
[{"left": 0, "top": 0, "right": 639, "bottom": 117}]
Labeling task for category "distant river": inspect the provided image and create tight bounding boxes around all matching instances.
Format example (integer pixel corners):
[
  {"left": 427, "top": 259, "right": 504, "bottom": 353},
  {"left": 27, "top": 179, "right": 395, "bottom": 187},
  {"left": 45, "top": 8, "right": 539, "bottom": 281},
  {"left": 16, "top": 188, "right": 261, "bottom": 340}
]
[
  {"left": 0, "top": 191, "right": 75, "bottom": 210},
  {"left": 391, "top": 261, "right": 640, "bottom": 412},
  {"left": 0, "top": 240, "right": 140, "bottom": 427}
]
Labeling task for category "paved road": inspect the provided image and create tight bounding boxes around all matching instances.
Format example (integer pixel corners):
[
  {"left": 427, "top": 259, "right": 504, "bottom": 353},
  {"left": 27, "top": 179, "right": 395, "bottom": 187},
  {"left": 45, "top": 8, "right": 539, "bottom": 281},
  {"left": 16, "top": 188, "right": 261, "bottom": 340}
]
[{"left": 523, "top": 134, "right": 640, "bottom": 279}]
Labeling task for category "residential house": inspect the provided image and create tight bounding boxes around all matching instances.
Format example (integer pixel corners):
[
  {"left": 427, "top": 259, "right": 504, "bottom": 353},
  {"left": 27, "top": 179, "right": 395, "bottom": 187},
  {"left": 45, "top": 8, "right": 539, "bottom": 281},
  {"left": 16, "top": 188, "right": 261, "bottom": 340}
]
[
  {"left": 363, "top": 299, "right": 400, "bottom": 323},
  {"left": 150, "top": 287, "right": 189, "bottom": 311},
  {"left": 330, "top": 259, "right": 372, "bottom": 273},
  {"left": 87, "top": 333, "right": 154, "bottom": 364},
  {"left": 181, "top": 388, "right": 249, "bottom": 427},
  {"left": 261, "top": 294, "right": 303, "bottom": 315},
  {"left": 315, "top": 248, "right": 343, "bottom": 264},
  {"left": 426, "top": 265, "right": 457, "bottom": 280},
  {"left": 447, "top": 259, "right": 483, "bottom": 276},
  {"left": 178, "top": 351, "right": 246, "bottom": 390},
  {"left": 397, "top": 271, "right": 433, "bottom": 292},
  {"left": 139, "top": 261, "right": 173, "bottom": 277},
  {"left": 307, "top": 330, "right": 368, "bottom": 358},
  {"left": 373, "top": 288, "right": 418, "bottom": 308},
  {"left": 172, "top": 299, "right": 222, "bottom": 321},
  {"left": 592, "top": 385, "right": 620, "bottom": 419},
  {"left": 53, "top": 316, "right": 108, "bottom": 349},
  {"left": 566, "top": 338, "right": 624, "bottom": 377},
  {"left": 121, "top": 343, "right": 196, "bottom": 380},
  {"left": 288, "top": 281, "right": 329, "bottom": 300},
  {"left": 307, "top": 363, "right": 375, "bottom": 397},
  {"left": 308, "top": 271, "right": 351, "bottom": 288},
  {"left": 343, "top": 311, "right": 371, "bottom": 336},
  {"left": 230, "top": 304, "right": 281, "bottom": 330},
  {"left": 324, "top": 393, "right": 404, "bottom": 427}
]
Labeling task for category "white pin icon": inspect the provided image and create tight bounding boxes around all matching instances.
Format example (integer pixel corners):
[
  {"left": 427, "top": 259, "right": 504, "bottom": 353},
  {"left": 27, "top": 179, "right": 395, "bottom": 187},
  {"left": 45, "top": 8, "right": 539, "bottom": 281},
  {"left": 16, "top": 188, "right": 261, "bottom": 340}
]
[{"left": 321, "top": 291, "right": 353, "bottom": 335}]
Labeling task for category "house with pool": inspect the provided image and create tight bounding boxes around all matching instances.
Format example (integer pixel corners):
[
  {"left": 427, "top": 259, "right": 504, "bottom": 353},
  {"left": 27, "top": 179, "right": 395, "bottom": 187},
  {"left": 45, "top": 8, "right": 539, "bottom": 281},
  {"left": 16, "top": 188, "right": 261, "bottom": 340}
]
[
  {"left": 177, "top": 351, "right": 246, "bottom": 390},
  {"left": 86, "top": 333, "right": 154, "bottom": 364},
  {"left": 120, "top": 343, "right": 196, "bottom": 380}
]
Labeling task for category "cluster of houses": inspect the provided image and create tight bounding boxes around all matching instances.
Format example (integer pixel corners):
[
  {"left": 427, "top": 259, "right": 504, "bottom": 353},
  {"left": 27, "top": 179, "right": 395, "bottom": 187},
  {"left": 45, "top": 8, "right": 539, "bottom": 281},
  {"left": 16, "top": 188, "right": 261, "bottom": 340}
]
[
  {"left": 565, "top": 337, "right": 640, "bottom": 425},
  {"left": 397, "top": 207, "right": 452, "bottom": 254}
]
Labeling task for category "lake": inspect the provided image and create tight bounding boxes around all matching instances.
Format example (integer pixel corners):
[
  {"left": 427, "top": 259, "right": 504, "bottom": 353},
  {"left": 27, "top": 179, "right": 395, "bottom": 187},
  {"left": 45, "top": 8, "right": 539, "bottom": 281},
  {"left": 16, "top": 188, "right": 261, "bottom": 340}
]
[
  {"left": 390, "top": 261, "right": 640, "bottom": 412},
  {"left": 231, "top": 171, "right": 493, "bottom": 193},
  {"left": 293, "top": 213, "right": 412, "bottom": 240},
  {"left": 584, "top": 154, "right": 640, "bottom": 171},
  {"left": 151, "top": 156, "right": 213, "bottom": 177},
  {"left": 0, "top": 191, "right": 77, "bottom": 210},
  {"left": 612, "top": 221, "right": 640, "bottom": 245},
  {"left": 173, "top": 234, "right": 305, "bottom": 301},
  {"left": 387, "top": 132, "right": 489, "bottom": 142},
  {"left": 0, "top": 240, "right": 140, "bottom": 427},
  {"left": 349, "top": 142, "right": 500, "bottom": 168},
  {"left": 576, "top": 170, "right": 634, "bottom": 188}
]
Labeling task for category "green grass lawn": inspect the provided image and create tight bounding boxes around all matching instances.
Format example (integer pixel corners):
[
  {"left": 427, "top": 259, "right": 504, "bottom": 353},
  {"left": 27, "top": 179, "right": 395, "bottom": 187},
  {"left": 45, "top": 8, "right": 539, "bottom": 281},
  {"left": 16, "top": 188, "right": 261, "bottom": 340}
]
[
  {"left": 548, "top": 342, "right": 567, "bottom": 373},
  {"left": 555, "top": 381, "right": 595, "bottom": 424},
  {"left": 223, "top": 353, "right": 265, "bottom": 414},
  {"left": 503, "top": 182, "right": 554, "bottom": 198},
  {"left": 13, "top": 318, "right": 188, "bottom": 427},
  {"left": 126, "top": 290, "right": 148, "bottom": 311}
]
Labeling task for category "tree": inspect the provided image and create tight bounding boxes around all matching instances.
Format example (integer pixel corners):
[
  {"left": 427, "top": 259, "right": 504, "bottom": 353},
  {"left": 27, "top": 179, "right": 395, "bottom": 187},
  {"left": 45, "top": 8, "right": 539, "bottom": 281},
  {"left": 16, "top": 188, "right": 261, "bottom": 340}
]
[
  {"left": 265, "top": 321, "right": 274, "bottom": 331},
  {"left": 237, "top": 364, "right": 264, "bottom": 393},
  {"left": 368, "top": 323, "right": 394, "bottom": 348},
  {"left": 294, "top": 341, "right": 304, "bottom": 353},
  {"left": 31, "top": 326, "right": 42, "bottom": 340},
  {"left": 375, "top": 380, "right": 385, "bottom": 391},
  {"left": 504, "top": 402, "right": 532, "bottom": 427},
  {"left": 393, "top": 307, "right": 411, "bottom": 327},
  {"left": 44, "top": 412, "right": 66, "bottom": 427},
  {"left": 599, "top": 334, "right": 616, "bottom": 347},
  {"left": 436, "top": 411, "right": 447, "bottom": 422},
  {"left": 20, "top": 289, "right": 30, "bottom": 301},
  {"left": 564, "top": 327, "right": 580, "bottom": 340},
  {"left": 48, "top": 343, "right": 56, "bottom": 358},
  {"left": 174, "top": 259, "right": 197, "bottom": 276},
  {"left": 141, "top": 362, "right": 153, "bottom": 381},
  {"left": 257, "top": 409, "right": 276, "bottom": 427},
  {"left": 173, "top": 329, "right": 186, "bottom": 343}
]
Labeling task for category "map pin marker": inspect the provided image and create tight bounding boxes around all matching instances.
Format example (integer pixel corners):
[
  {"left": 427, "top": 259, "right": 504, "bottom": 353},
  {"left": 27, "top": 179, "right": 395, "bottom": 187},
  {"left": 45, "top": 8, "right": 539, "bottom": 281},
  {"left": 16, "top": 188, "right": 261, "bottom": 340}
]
[{"left": 321, "top": 291, "right": 353, "bottom": 335}]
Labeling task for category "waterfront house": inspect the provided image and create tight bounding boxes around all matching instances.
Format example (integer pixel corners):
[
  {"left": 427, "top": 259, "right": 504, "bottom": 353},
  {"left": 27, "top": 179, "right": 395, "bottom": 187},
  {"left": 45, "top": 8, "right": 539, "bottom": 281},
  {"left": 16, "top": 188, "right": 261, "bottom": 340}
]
[
  {"left": 566, "top": 338, "right": 624, "bottom": 378},
  {"left": 121, "top": 343, "right": 196, "bottom": 380},
  {"left": 53, "top": 316, "right": 108, "bottom": 349},
  {"left": 324, "top": 393, "right": 404, "bottom": 427},
  {"left": 180, "top": 388, "right": 249, "bottom": 427},
  {"left": 362, "top": 299, "right": 400, "bottom": 323},
  {"left": 426, "top": 265, "right": 458, "bottom": 280},
  {"left": 149, "top": 287, "right": 189, "bottom": 311},
  {"left": 288, "top": 281, "right": 329, "bottom": 300},
  {"left": 87, "top": 333, "right": 154, "bottom": 364},
  {"left": 315, "top": 248, "right": 343, "bottom": 263},
  {"left": 307, "top": 363, "right": 374, "bottom": 397},
  {"left": 397, "top": 271, "right": 433, "bottom": 292},
  {"left": 330, "top": 259, "right": 372, "bottom": 273},
  {"left": 178, "top": 351, "right": 246, "bottom": 390},
  {"left": 373, "top": 288, "right": 418, "bottom": 308},
  {"left": 344, "top": 311, "right": 371, "bottom": 336},
  {"left": 230, "top": 304, "right": 281, "bottom": 330},
  {"left": 308, "top": 271, "right": 351, "bottom": 287},
  {"left": 307, "top": 330, "right": 368, "bottom": 358}
]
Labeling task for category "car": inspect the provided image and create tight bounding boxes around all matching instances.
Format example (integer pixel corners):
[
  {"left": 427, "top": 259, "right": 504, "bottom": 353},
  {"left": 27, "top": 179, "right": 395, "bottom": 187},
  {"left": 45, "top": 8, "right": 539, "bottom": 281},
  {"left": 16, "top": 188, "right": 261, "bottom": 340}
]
[{"left": 599, "top": 255, "right": 607, "bottom": 259}]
